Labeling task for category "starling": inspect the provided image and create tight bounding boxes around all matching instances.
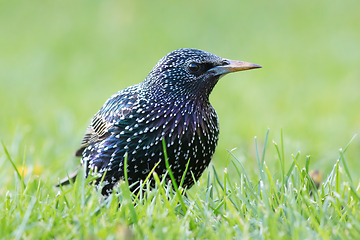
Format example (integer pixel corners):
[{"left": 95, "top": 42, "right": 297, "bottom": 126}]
[{"left": 58, "top": 48, "right": 261, "bottom": 195}]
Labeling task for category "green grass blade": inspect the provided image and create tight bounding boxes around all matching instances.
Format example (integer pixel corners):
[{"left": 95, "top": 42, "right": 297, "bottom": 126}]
[
  {"left": 261, "top": 128, "right": 270, "bottom": 168},
  {"left": 2, "top": 141, "right": 26, "bottom": 189},
  {"left": 180, "top": 158, "right": 191, "bottom": 189},
  {"left": 305, "top": 155, "right": 310, "bottom": 172},
  {"left": 338, "top": 148, "right": 353, "bottom": 183},
  {"left": 162, "top": 139, "right": 187, "bottom": 213},
  {"left": 14, "top": 197, "right": 36, "bottom": 240}
]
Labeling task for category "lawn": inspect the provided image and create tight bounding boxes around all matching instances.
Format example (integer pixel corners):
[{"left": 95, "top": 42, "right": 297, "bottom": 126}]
[{"left": 1, "top": 0, "right": 360, "bottom": 239}]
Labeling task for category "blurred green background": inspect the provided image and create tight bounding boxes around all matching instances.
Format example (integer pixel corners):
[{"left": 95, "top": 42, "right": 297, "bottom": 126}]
[{"left": 1, "top": 0, "right": 360, "bottom": 190}]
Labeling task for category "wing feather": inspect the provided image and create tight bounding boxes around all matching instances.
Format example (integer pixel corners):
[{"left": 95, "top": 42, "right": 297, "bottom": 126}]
[{"left": 74, "top": 87, "right": 139, "bottom": 156}]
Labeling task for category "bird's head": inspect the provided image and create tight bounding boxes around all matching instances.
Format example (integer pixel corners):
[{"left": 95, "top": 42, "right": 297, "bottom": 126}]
[{"left": 143, "top": 48, "right": 261, "bottom": 101}]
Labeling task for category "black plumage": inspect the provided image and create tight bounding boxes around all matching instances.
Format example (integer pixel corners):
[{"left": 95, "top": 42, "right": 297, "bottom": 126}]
[{"left": 59, "top": 48, "right": 261, "bottom": 195}]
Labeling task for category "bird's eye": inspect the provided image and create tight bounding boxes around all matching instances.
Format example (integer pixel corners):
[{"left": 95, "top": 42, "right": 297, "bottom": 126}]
[{"left": 188, "top": 62, "right": 201, "bottom": 73}]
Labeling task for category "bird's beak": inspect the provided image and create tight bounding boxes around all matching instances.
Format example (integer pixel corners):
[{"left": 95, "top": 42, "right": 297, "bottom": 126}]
[{"left": 211, "top": 60, "right": 262, "bottom": 76}]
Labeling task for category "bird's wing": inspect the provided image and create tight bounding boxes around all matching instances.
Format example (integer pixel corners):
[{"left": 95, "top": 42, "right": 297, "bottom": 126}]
[{"left": 74, "top": 88, "right": 139, "bottom": 157}]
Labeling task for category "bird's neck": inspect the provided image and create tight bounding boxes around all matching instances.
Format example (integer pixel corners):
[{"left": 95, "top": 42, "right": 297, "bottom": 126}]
[{"left": 141, "top": 81, "right": 211, "bottom": 106}]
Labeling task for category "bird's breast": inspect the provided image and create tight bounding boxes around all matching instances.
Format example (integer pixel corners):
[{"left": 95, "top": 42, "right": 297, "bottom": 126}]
[{"left": 84, "top": 98, "right": 219, "bottom": 187}]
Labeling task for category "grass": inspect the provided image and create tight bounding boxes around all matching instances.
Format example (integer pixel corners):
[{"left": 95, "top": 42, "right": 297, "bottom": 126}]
[
  {"left": 1, "top": 0, "right": 360, "bottom": 239},
  {"left": 1, "top": 130, "right": 360, "bottom": 239}
]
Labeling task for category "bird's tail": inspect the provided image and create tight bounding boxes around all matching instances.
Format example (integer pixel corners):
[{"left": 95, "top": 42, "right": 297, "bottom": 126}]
[{"left": 55, "top": 167, "right": 79, "bottom": 187}]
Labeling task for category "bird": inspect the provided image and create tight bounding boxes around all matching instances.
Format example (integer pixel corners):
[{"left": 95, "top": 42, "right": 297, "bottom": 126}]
[{"left": 57, "top": 48, "right": 261, "bottom": 196}]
